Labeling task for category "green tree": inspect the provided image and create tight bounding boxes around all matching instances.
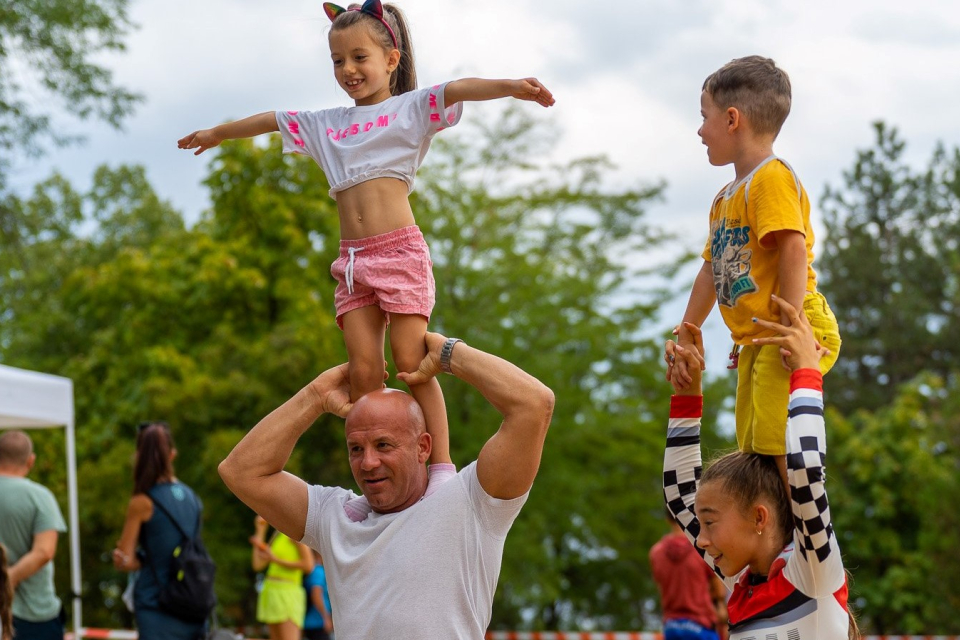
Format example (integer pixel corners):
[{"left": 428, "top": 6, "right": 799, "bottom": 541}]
[
  {"left": 818, "top": 122, "right": 960, "bottom": 411},
  {"left": 827, "top": 372, "right": 960, "bottom": 633},
  {"left": 0, "top": 0, "right": 140, "bottom": 160},
  {"left": 0, "top": 0, "right": 141, "bottom": 263}
]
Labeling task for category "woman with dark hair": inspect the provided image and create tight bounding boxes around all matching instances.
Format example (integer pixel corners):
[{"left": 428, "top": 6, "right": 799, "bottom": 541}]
[{"left": 112, "top": 421, "right": 207, "bottom": 640}]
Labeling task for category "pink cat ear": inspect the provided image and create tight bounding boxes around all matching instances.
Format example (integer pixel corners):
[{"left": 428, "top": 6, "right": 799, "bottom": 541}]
[{"left": 323, "top": 2, "right": 346, "bottom": 21}]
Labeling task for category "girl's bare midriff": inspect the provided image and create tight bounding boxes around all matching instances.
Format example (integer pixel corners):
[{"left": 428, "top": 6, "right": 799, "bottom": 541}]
[{"left": 337, "top": 177, "right": 416, "bottom": 240}]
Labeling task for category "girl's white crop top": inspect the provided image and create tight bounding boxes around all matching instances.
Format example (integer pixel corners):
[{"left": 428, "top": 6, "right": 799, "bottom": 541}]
[{"left": 276, "top": 82, "right": 462, "bottom": 199}]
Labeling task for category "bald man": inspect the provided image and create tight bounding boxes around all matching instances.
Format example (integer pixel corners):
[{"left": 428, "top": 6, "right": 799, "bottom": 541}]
[
  {"left": 220, "top": 333, "right": 554, "bottom": 640},
  {"left": 0, "top": 430, "right": 67, "bottom": 640}
]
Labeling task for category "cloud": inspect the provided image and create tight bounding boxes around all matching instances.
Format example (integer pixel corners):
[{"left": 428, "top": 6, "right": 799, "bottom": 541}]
[{"left": 11, "top": 0, "right": 960, "bottom": 246}]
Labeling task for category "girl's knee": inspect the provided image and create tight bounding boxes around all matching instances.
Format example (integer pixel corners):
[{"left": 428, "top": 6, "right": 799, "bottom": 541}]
[
  {"left": 349, "top": 358, "right": 385, "bottom": 392},
  {"left": 392, "top": 350, "right": 424, "bottom": 374}
]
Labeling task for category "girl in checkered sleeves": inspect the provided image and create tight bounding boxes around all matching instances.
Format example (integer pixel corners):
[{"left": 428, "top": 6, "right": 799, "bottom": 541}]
[{"left": 662, "top": 296, "right": 859, "bottom": 640}]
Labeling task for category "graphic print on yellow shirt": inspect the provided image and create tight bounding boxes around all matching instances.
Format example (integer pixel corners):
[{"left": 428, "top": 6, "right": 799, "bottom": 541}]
[{"left": 701, "top": 157, "right": 819, "bottom": 344}]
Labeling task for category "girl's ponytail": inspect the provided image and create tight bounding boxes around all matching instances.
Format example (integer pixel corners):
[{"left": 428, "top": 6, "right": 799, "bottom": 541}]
[{"left": 382, "top": 4, "right": 416, "bottom": 95}]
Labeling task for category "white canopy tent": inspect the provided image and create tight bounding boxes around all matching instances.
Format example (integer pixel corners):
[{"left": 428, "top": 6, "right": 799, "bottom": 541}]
[{"left": 0, "top": 364, "right": 82, "bottom": 634}]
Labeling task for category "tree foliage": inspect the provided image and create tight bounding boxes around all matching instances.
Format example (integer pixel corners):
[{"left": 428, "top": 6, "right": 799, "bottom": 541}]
[
  {"left": 0, "top": 110, "right": 732, "bottom": 630},
  {"left": 818, "top": 122, "right": 960, "bottom": 411},
  {"left": 827, "top": 373, "right": 960, "bottom": 633},
  {"left": 0, "top": 0, "right": 141, "bottom": 160},
  {"left": 818, "top": 122, "right": 960, "bottom": 633}
]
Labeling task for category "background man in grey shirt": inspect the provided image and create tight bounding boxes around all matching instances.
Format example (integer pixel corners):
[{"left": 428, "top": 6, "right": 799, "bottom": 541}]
[
  {"left": 0, "top": 430, "right": 67, "bottom": 640},
  {"left": 220, "top": 332, "right": 554, "bottom": 639}
]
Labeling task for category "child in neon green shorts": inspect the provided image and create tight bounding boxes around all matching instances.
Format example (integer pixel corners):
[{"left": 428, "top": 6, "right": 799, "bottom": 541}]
[{"left": 670, "top": 55, "right": 841, "bottom": 480}]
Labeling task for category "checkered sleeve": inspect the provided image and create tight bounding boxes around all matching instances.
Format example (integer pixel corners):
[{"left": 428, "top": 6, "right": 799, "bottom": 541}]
[
  {"left": 782, "top": 369, "right": 846, "bottom": 596},
  {"left": 663, "top": 395, "right": 736, "bottom": 590}
]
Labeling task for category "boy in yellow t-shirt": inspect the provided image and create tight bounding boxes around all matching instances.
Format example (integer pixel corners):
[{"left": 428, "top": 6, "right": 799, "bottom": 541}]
[{"left": 670, "top": 56, "right": 841, "bottom": 481}]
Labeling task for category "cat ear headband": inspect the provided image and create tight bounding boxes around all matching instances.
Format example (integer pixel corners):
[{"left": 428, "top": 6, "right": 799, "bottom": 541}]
[{"left": 323, "top": 0, "right": 398, "bottom": 49}]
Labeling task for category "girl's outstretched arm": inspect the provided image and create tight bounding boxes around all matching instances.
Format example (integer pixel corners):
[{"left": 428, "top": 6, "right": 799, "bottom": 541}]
[
  {"left": 178, "top": 111, "right": 280, "bottom": 155},
  {"left": 444, "top": 78, "right": 555, "bottom": 109}
]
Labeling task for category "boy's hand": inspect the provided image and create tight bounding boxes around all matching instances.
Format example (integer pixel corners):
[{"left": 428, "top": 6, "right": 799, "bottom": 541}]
[
  {"left": 511, "top": 78, "right": 555, "bottom": 108},
  {"left": 752, "top": 295, "right": 829, "bottom": 371},
  {"left": 178, "top": 128, "right": 222, "bottom": 155}
]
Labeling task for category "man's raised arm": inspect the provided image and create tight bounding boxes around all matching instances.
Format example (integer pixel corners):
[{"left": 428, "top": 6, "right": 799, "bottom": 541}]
[
  {"left": 398, "top": 333, "right": 554, "bottom": 499},
  {"left": 219, "top": 363, "right": 353, "bottom": 541}
]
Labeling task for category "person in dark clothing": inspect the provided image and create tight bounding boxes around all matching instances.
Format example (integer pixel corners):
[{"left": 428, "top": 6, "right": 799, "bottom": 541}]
[{"left": 112, "top": 421, "right": 207, "bottom": 640}]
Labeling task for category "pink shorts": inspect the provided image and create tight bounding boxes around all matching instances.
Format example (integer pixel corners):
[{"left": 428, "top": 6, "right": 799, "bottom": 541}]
[{"left": 331, "top": 225, "right": 436, "bottom": 329}]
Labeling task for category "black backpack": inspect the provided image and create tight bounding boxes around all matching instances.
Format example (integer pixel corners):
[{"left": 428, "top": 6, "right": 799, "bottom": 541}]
[{"left": 147, "top": 486, "right": 217, "bottom": 623}]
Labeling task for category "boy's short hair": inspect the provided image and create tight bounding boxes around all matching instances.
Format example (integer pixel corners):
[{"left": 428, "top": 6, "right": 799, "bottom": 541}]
[{"left": 703, "top": 55, "right": 792, "bottom": 138}]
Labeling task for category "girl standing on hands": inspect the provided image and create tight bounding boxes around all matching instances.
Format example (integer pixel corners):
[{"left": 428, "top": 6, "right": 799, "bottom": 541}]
[
  {"left": 662, "top": 298, "right": 858, "bottom": 639},
  {"left": 178, "top": 0, "right": 554, "bottom": 493}
]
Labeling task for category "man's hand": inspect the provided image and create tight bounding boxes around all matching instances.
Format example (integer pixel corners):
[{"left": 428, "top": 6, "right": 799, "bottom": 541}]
[
  {"left": 308, "top": 363, "right": 354, "bottom": 417},
  {"left": 752, "top": 295, "right": 827, "bottom": 371},
  {"left": 308, "top": 361, "right": 388, "bottom": 417},
  {"left": 396, "top": 332, "right": 446, "bottom": 386}
]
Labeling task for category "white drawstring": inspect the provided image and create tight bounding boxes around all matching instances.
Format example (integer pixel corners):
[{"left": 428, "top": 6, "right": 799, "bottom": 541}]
[{"left": 345, "top": 246, "right": 365, "bottom": 294}]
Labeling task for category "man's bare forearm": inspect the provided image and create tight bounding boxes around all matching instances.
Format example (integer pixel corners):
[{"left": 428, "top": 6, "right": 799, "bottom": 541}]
[
  {"left": 443, "top": 338, "right": 554, "bottom": 499},
  {"left": 447, "top": 341, "right": 553, "bottom": 429},
  {"left": 9, "top": 543, "right": 55, "bottom": 586},
  {"left": 219, "top": 364, "right": 350, "bottom": 539}
]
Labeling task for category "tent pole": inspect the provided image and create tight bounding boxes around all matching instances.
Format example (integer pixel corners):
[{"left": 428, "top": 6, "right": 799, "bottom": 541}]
[{"left": 66, "top": 417, "right": 83, "bottom": 635}]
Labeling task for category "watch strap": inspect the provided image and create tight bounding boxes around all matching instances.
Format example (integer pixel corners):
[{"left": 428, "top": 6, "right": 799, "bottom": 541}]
[{"left": 440, "top": 338, "right": 463, "bottom": 374}]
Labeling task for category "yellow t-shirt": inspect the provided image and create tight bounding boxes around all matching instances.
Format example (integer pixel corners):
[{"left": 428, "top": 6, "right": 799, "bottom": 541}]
[
  {"left": 701, "top": 157, "right": 818, "bottom": 344},
  {"left": 265, "top": 533, "right": 303, "bottom": 584}
]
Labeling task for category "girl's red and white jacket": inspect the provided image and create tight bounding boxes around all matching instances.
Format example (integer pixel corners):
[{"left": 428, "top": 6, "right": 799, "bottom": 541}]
[{"left": 663, "top": 369, "right": 850, "bottom": 639}]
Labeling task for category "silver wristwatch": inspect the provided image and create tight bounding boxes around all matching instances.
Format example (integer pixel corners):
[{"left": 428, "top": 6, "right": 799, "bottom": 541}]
[{"left": 439, "top": 337, "right": 463, "bottom": 374}]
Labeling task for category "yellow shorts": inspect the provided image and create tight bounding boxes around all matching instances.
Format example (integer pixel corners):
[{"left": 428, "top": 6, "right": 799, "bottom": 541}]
[
  {"left": 256, "top": 579, "right": 305, "bottom": 627},
  {"left": 735, "top": 291, "right": 841, "bottom": 455}
]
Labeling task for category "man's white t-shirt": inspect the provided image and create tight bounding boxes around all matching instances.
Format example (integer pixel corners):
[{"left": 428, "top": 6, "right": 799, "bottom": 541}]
[{"left": 301, "top": 461, "right": 527, "bottom": 640}]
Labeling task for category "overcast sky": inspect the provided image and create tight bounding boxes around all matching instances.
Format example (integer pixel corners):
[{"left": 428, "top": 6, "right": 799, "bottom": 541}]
[{"left": 9, "top": 0, "right": 960, "bottom": 369}]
